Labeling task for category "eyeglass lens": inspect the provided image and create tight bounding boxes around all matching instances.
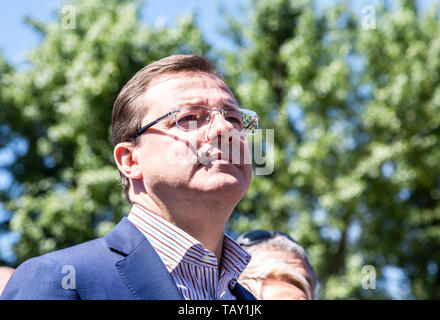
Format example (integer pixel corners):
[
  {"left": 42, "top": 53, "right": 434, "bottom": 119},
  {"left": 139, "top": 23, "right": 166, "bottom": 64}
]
[{"left": 174, "top": 106, "right": 258, "bottom": 133}]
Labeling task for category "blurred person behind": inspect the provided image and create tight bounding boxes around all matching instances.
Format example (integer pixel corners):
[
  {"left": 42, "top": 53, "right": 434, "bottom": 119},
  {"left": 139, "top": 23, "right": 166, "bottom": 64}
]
[
  {"left": 237, "top": 230, "right": 316, "bottom": 300},
  {"left": 0, "top": 267, "right": 15, "bottom": 296}
]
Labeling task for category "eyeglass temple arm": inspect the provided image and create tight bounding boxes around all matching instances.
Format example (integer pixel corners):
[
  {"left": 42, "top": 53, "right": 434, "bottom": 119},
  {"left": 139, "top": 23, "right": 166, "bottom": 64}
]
[{"left": 134, "top": 110, "right": 179, "bottom": 138}]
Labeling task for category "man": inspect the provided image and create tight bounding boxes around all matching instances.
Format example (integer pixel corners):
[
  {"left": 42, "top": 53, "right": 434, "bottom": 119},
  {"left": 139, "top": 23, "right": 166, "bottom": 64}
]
[
  {"left": 237, "top": 230, "right": 317, "bottom": 300},
  {"left": 1, "top": 55, "right": 259, "bottom": 300}
]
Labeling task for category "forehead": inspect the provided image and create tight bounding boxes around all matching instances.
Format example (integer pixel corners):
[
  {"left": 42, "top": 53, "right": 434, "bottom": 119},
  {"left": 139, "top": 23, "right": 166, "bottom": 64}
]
[{"left": 140, "top": 72, "right": 238, "bottom": 116}]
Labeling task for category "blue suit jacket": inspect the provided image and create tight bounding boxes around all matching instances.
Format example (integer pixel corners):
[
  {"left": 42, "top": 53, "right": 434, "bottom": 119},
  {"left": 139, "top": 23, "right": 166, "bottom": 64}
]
[{"left": 0, "top": 217, "right": 255, "bottom": 300}]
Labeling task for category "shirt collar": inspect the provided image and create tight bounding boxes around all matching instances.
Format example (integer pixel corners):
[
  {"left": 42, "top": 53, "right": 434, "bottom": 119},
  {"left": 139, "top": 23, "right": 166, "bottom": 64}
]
[{"left": 127, "top": 203, "right": 251, "bottom": 278}]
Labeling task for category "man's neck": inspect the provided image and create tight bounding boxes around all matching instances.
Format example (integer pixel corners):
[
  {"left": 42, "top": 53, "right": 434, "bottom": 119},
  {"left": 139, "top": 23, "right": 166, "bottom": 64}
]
[{"left": 132, "top": 195, "right": 230, "bottom": 262}]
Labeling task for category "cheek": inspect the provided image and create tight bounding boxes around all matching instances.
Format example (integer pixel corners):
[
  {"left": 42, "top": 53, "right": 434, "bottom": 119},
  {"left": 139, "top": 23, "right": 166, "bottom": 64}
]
[
  {"left": 168, "top": 137, "right": 199, "bottom": 168},
  {"left": 141, "top": 134, "right": 199, "bottom": 171}
]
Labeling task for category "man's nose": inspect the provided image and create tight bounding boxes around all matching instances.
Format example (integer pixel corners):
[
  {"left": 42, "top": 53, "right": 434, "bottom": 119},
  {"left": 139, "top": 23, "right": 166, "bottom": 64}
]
[{"left": 204, "top": 112, "right": 235, "bottom": 144}]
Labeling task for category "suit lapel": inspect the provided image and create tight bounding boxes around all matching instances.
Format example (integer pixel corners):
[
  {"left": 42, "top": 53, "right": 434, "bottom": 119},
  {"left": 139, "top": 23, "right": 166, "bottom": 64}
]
[
  {"left": 115, "top": 238, "right": 183, "bottom": 300},
  {"left": 105, "top": 217, "right": 183, "bottom": 300}
]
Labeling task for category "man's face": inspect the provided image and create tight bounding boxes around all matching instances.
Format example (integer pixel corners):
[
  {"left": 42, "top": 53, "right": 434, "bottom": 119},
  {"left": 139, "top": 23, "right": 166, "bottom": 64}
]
[{"left": 132, "top": 72, "right": 252, "bottom": 217}]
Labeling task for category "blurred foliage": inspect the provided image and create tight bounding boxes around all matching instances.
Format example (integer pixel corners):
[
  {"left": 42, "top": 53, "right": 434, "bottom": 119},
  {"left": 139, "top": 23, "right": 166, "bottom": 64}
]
[
  {"left": 0, "top": 0, "right": 439, "bottom": 299},
  {"left": 223, "top": 0, "right": 440, "bottom": 299},
  {"left": 0, "top": 55, "right": 14, "bottom": 266}
]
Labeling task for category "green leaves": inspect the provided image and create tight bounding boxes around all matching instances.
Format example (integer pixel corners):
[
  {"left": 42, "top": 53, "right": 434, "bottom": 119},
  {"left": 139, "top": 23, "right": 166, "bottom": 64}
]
[{"left": 224, "top": 0, "right": 440, "bottom": 299}]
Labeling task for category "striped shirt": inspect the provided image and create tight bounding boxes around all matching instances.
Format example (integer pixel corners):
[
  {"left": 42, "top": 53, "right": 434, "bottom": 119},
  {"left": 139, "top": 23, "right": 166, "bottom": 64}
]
[{"left": 127, "top": 204, "right": 251, "bottom": 300}]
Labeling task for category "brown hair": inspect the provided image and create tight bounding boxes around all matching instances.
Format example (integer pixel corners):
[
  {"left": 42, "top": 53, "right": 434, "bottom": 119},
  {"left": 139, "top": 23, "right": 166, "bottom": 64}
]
[{"left": 112, "top": 54, "right": 221, "bottom": 203}]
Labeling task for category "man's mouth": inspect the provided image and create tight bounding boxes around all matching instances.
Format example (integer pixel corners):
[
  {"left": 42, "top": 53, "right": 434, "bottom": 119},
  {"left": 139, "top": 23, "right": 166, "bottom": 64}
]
[
  {"left": 197, "top": 149, "right": 240, "bottom": 167},
  {"left": 198, "top": 152, "right": 232, "bottom": 165}
]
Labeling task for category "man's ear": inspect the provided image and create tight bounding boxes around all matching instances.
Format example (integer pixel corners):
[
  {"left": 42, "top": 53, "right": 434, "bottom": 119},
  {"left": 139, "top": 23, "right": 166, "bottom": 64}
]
[{"left": 114, "top": 142, "right": 143, "bottom": 179}]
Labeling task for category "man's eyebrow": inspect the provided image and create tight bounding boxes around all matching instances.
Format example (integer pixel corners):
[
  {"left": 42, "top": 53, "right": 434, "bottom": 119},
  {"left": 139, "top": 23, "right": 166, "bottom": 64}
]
[
  {"left": 182, "top": 101, "right": 239, "bottom": 110},
  {"left": 221, "top": 101, "right": 240, "bottom": 110}
]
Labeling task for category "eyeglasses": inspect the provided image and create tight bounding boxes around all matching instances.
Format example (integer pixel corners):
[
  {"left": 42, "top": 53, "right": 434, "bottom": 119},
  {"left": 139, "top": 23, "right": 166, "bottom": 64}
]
[
  {"left": 131, "top": 105, "right": 259, "bottom": 139},
  {"left": 236, "top": 230, "right": 299, "bottom": 247}
]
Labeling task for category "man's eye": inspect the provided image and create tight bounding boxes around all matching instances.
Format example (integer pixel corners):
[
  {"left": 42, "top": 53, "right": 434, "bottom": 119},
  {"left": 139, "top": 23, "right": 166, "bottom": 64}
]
[
  {"left": 226, "top": 117, "right": 243, "bottom": 129},
  {"left": 226, "top": 117, "right": 241, "bottom": 124},
  {"left": 180, "top": 115, "right": 199, "bottom": 122}
]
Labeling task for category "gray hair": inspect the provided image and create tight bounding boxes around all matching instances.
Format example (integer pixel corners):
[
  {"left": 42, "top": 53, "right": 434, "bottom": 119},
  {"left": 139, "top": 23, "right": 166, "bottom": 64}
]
[{"left": 239, "top": 234, "right": 317, "bottom": 299}]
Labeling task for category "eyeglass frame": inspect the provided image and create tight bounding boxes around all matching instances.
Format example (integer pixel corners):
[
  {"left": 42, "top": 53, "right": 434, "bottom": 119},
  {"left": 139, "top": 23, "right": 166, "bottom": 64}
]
[
  {"left": 236, "top": 229, "right": 299, "bottom": 247},
  {"left": 129, "top": 106, "right": 259, "bottom": 140}
]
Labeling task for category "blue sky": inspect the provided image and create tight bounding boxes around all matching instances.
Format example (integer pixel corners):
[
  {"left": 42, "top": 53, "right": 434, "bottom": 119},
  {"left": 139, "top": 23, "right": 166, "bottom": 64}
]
[
  {"left": 0, "top": 0, "right": 245, "bottom": 67},
  {"left": 2, "top": 0, "right": 434, "bottom": 68}
]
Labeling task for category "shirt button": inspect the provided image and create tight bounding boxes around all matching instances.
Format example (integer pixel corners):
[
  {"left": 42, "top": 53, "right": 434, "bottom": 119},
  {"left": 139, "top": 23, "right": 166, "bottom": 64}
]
[{"left": 202, "top": 255, "right": 210, "bottom": 262}]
